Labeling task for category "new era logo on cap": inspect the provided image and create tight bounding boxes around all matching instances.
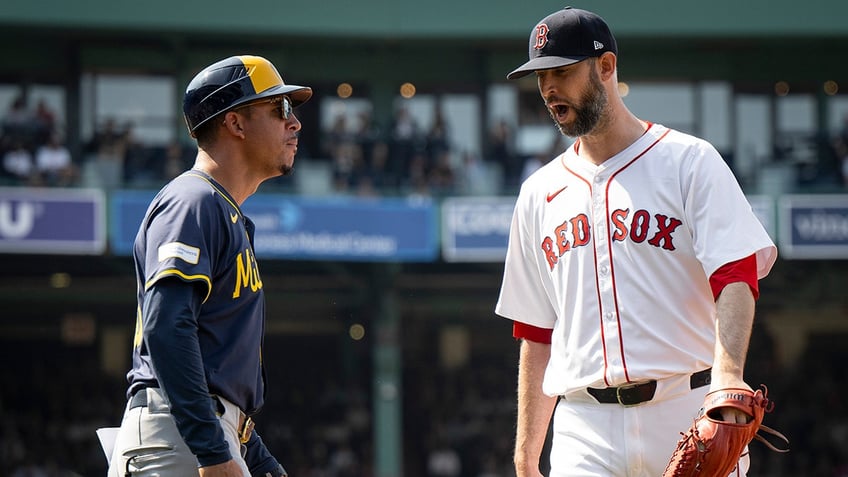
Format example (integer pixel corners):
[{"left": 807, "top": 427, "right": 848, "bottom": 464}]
[{"left": 507, "top": 7, "right": 618, "bottom": 80}]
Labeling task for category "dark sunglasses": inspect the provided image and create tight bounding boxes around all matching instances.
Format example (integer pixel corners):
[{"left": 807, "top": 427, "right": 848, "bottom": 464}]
[{"left": 231, "top": 96, "right": 293, "bottom": 120}]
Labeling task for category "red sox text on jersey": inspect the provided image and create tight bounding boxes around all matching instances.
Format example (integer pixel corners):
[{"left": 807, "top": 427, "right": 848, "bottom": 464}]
[{"left": 541, "top": 209, "right": 683, "bottom": 270}]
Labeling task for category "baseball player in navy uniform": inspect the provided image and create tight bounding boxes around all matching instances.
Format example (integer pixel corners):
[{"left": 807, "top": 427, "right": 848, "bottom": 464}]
[
  {"left": 495, "top": 8, "right": 777, "bottom": 477},
  {"left": 107, "top": 55, "right": 311, "bottom": 477}
]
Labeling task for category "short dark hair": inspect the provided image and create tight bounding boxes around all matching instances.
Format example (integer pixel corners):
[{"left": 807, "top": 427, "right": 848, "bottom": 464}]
[{"left": 192, "top": 120, "right": 218, "bottom": 147}]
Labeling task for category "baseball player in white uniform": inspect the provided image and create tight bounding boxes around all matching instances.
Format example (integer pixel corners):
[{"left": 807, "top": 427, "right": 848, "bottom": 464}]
[{"left": 495, "top": 7, "right": 777, "bottom": 477}]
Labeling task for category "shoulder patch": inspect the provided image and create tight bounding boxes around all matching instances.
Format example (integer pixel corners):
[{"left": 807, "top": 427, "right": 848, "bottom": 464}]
[{"left": 158, "top": 241, "right": 201, "bottom": 265}]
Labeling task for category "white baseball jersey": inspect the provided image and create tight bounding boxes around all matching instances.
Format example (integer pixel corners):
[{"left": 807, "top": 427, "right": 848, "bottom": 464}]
[{"left": 495, "top": 123, "right": 777, "bottom": 397}]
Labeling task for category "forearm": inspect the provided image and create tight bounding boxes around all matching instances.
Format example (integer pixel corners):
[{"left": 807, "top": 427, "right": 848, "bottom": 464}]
[
  {"left": 144, "top": 279, "right": 231, "bottom": 466},
  {"left": 515, "top": 339, "right": 558, "bottom": 475},
  {"left": 712, "top": 281, "right": 756, "bottom": 389},
  {"left": 244, "top": 431, "right": 286, "bottom": 476}
]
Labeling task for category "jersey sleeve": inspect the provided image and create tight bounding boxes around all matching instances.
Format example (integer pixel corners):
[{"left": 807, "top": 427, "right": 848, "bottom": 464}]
[
  {"left": 513, "top": 321, "right": 553, "bottom": 343},
  {"left": 141, "top": 189, "right": 221, "bottom": 301},
  {"left": 709, "top": 254, "right": 759, "bottom": 300},
  {"left": 244, "top": 431, "right": 285, "bottom": 476},
  {"left": 682, "top": 141, "right": 777, "bottom": 279},
  {"left": 495, "top": 185, "right": 558, "bottom": 329}
]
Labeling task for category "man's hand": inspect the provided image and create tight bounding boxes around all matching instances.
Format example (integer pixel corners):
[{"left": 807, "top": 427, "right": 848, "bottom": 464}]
[{"left": 719, "top": 406, "right": 752, "bottom": 424}]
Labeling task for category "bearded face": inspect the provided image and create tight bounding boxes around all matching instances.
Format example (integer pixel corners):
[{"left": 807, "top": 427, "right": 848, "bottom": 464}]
[{"left": 546, "top": 62, "right": 609, "bottom": 138}]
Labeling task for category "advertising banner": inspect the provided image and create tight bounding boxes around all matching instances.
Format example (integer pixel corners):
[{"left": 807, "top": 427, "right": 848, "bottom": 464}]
[
  {"left": 0, "top": 187, "right": 106, "bottom": 254},
  {"left": 778, "top": 194, "right": 848, "bottom": 259},
  {"left": 110, "top": 191, "right": 439, "bottom": 262},
  {"left": 441, "top": 197, "right": 515, "bottom": 263}
]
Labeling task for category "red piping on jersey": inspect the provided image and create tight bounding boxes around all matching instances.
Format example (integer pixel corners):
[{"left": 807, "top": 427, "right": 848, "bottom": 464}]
[
  {"left": 604, "top": 125, "right": 671, "bottom": 384},
  {"left": 563, "top": 161, "right": 613, "bottom": 386}
]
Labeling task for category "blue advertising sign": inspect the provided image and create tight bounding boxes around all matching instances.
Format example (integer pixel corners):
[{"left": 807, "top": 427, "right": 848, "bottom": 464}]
[
  {"left": 245, "top": 195, "right": 438, "bottom": 261},
  {"left": 110, "top": 191, "right": 439, "bottom": 262},
  {"left": 441, "top": 197, "right": 515, "bottom": 263},
  {"left": 109, "top": 190, "right": 156, "bottom": 256},
  {"left": 778, "top": 194, "right": 848, "bottom": 259},
  {"left": 0, "top": 187, "right": 106, "bottom": 254}
]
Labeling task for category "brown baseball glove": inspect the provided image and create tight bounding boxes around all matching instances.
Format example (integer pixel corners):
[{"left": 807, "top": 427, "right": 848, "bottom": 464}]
[{"left": 662, "top": 385, "right": 789, "bottom": 476}]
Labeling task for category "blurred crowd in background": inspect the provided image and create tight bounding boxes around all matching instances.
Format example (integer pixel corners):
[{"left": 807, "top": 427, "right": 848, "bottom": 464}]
[
  {"left": 0, "top": 91, "right": 557, "bottom": 197},
  {"left": 4, "top": 93, "right": 847, "bottom": 196},
  {"left": 1, "top": 321, "right": 848, "bottom": 477}
]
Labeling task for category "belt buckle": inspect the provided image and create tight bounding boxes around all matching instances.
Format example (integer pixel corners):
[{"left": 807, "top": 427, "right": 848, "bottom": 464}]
[
  {"left": 615, "top": 383, "right": 641, "bottom": 406},
  {"left": 238, "top": 416, "right": 255, "bottom": 444}
]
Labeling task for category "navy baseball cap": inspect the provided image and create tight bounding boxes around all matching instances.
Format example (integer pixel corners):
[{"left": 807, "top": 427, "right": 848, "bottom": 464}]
[{"left": 507, "top": 7, "right": 617, "bottom": 80}]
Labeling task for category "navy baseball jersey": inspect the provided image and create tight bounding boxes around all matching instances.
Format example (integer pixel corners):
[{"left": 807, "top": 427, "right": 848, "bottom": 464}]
[{"left": 127, "top": 170, "right": 267, "bottom": 415}]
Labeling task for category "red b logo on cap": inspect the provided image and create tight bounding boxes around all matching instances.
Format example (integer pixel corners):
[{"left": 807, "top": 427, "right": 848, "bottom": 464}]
[{"left": 534, "top": 24, "right": 549, "bottom": 50}]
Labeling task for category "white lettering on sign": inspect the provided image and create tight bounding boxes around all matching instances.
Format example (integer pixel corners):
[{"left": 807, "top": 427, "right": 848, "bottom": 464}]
[
  {"left": 794, "top": 211, "right": 848, "bottom": 241},
  {"left": 0, "top": 201, "right": 37, "bottom": 239},
  {"left": 450, "top": 205, "right": 513, "bottom": 236}
]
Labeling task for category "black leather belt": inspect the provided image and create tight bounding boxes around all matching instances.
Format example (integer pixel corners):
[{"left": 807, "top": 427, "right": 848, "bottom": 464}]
[{"left": 586, "top": 368, "right": 711, "bottom": 406}]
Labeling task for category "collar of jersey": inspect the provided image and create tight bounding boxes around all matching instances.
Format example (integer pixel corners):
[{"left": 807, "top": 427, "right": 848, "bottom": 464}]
[{"left": 183, "top": 170, "right": 244, "bottom": 221}]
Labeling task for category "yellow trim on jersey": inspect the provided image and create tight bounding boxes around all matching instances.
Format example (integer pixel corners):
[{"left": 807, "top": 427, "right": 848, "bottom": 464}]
[
  {"left": 145, "top": 269, "right": 212, "bottom": 303},
  {"left": 239, "top": 55, "right": 283, "bottom": 94},
  {"left": 133, "top": 306, "right": 143, "bottom": 349},
  {"left": 182, "top": 172, "right": 243, "bottom": 221}
]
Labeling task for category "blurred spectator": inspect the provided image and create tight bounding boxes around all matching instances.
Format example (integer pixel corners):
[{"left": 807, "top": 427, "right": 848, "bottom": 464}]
[
  {"left": 428, "top": 150, "right": 456, "bottom": 195},
  {"left": 323, "top": 113, "right": 353, "bottom": 159},
  {"left": 364, "top": 139, "right": 391, "bottom": 192},
  {"left": 34, "top": 132, "right": 77, "bottom": 187},
  {"left": 325, "top": 113, "right": 366, "bottom": 194},
  {"left": 162, "top": 140, "right": 193, "bottom": 181},
  {"left": 487, "top": 119, "right": 519, "bottom": 190},
  {"left": 843, "top": 152, "right": 848, "bottom": 188},
  {"left": 425, "top": 111, "right": 450, "bottom": 172},
  {"left": 458, "top": 150, "right": 489, "bottom": 196},
  {"left": 833, "top": 136, "right": 848, "bottom": 188},
  {"left": 331, "top": 140, "right": 364, "bottom": 193},
  {"left": 355, "top": 111, "right": 390, "bottom": 191},
  {"left": 407, "top": 150, "right": 429, "bottom": 192},
  {"left": 388, "top": 107, "right": 422, "bottom": 188},
  {"left": 84, "top": 118, "right": 129, "bottom": 189},
  {"left": 2, "top": 140, "right": 35, "bottom": 184},
  {"left": 2, "top": 96, "right": 36, "bottom": 148},
  {"left": 32, "top": 99, "right": 58, "bottom": 145}
]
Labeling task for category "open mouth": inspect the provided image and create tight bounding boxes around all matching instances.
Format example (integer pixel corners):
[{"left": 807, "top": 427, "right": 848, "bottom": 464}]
[{"left": 550, "top": 104, "right": 570, "bottom": 121}]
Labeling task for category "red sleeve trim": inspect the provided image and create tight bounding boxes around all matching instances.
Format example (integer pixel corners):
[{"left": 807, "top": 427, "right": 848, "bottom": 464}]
[
  {"left": 709, "top": 254, "right": 759, "bottom": 301},
  {"left": 513, "top": 321, "right": 553, "bottom": 344}
]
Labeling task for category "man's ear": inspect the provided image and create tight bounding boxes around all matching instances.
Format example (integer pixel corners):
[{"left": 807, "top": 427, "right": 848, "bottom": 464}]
[
  {"left": 597, "top": 51, "right": 617, "bottom": 81},
  {"left": 221, "top": 111, "right": 246, "bottom": 138}
]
